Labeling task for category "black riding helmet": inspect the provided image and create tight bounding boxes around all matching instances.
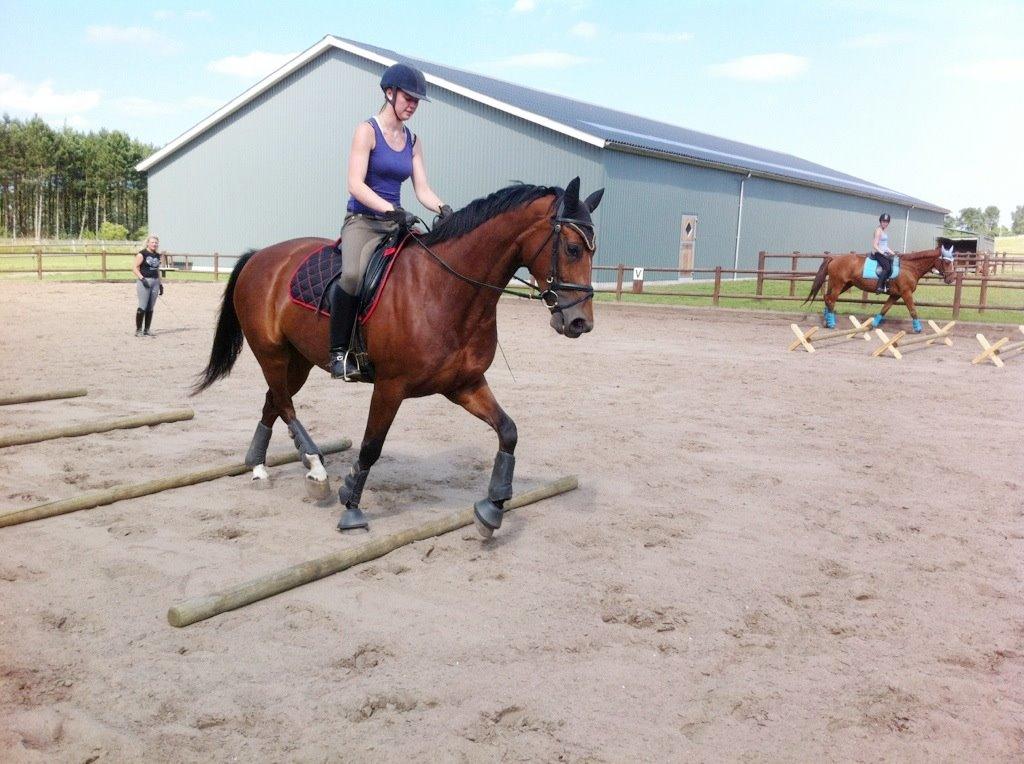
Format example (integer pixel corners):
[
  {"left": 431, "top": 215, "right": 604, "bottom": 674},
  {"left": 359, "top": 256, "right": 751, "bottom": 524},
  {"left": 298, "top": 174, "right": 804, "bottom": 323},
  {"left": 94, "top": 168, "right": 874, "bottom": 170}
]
[
  {"left": 380, "top": 63, "right": 430, "bottom": 102},
  {"left": 879, "top": 213, "right": 891, "bottom": 223}
]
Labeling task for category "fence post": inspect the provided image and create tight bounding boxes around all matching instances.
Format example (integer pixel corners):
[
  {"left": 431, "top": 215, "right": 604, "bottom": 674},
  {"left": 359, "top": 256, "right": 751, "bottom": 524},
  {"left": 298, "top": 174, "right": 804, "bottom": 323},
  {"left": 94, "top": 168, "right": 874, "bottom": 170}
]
[
  {"left": 35, "top": 246, "right": 42, "bottom": 280},
  {"left": 214, "top": 252, "right": 220, "bottom": 281},
  {"left": 615, "top": 264, "right": 624, "bottom": 302},
  {"left": 978, "top": 264, "right": 988, "bottom": 314},
  {"left": 789, "top": 252, "right": 799, "bottom": 296},
  {"left": 952, "top": 271, "right": 963, "bottom": 319},
  {"left": 713, "top": 266, "right": 722, "bottom": 306},
  {"left": 756, "top": 251, "right": 766, "bottom": 296},
  {"left": 101, "top": 248, "right": 107, "bottom": 280}
]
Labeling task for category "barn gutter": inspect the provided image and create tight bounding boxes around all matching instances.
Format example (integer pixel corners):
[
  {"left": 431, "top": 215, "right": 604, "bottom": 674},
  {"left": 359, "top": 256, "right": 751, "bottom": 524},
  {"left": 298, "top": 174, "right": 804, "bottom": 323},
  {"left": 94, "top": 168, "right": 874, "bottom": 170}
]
[
  {"left": 904, "top": 205, "right": 914, "bottom": 253},
  {"left": 733, "top": 173, "right": 751, "bottom": 279}
]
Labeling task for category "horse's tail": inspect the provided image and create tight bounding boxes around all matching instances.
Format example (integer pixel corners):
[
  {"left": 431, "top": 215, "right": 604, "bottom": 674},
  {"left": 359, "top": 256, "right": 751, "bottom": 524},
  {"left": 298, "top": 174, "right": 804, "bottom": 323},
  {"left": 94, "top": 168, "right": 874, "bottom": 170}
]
[
  {"left": 803, "top": 256, "right": 832, "bottom": 305},
  {"left": 191, "top": 250, "right": 257, "bottom": 396}
]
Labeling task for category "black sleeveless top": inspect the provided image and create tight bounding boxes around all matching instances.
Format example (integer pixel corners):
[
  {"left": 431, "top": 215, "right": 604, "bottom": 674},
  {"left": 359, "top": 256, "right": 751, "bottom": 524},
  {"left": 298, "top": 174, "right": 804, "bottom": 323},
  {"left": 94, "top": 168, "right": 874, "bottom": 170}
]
[{"left": 139, "top": 249, "right": 161, "bottom": 278}]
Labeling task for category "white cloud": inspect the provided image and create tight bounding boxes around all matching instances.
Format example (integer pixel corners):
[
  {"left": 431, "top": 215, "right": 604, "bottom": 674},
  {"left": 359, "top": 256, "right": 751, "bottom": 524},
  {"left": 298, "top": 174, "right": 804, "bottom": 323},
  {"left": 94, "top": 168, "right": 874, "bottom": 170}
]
[
  {"left": 570, "top": 21, "right": 597, "bottom": 38},
  {"left": 512, "top": 0, "right": 537, "bottom": 11},
  {"left": 112, "top": 95, "right": 222, "bottom": 117},
  {"left": 473, "top": 51, "right": 590, "bottom": 70},
  {"left": 948, "top": 58, "right": 1024, "bottom": 83},
  {"left": 0, "top": 73, "right": 101, "bottom": 115},
  {"left": 207, "top": 51, "right": 298, "bottom": 80},
  {"left": 85, "top": 25, "right": 180, "bottom": 54},
  {"left": 708, "top": 53, "right": 808, "bottom": 82},
  {"left": 638, "top": 31, "right": 694, "bottom": 43},
  {"left": 843, "top": 32, "right": 894, "bottom": 49}
]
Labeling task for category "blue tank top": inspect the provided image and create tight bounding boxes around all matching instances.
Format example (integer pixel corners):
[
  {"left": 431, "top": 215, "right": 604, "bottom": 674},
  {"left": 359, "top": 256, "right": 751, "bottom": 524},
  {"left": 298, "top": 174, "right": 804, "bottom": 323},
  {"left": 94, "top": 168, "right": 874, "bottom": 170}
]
[
  {"left": 347, "top": 118, "right": 414, "bottom": 216},
  {"left": 875, "top": 229, "right": 889, "bottom": 253}
]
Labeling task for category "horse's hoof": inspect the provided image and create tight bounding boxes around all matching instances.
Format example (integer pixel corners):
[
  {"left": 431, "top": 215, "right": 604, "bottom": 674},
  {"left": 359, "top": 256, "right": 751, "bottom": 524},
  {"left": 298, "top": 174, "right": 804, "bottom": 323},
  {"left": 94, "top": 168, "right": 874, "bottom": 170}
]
[
  {"left": 251, "top": 464, "right": 272, "bottom": 489},
  {"left": 305, "top": 476, "right": 331, "bottom": 502},
  {"left": 473, "top": 499, "right": 503, "bottom": 538},
  {"left": 473, "top": 514, "right": 494, "bottom": 539},
  {"left": 338, "top": 507, "right": 368, "bottom": 532}
]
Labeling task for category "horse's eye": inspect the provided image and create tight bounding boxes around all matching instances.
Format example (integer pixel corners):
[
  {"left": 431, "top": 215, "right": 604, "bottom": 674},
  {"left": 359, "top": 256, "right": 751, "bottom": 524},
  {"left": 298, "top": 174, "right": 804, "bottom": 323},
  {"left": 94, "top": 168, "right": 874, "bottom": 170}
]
[{"left": 567, "top": 243, "right": 582, "bottom": 260}]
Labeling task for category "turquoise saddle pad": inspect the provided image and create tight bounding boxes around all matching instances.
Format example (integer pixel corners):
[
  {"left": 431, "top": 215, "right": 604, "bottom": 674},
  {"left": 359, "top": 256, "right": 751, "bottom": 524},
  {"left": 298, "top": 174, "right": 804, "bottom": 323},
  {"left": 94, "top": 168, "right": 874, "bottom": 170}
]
[{"left": 862, "top": 255, "right": 900, "bottom": 280}]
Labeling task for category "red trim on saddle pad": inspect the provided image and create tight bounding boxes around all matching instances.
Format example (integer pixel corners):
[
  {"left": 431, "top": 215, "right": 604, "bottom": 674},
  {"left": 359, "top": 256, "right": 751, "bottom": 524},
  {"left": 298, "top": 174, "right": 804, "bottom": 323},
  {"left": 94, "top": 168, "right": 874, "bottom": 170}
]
[
  {"left": 288, "top": 238, "right": 343, "bottom": 316},
  {"left": 359, "top": 233, "right": 413, "bottom": 325}
]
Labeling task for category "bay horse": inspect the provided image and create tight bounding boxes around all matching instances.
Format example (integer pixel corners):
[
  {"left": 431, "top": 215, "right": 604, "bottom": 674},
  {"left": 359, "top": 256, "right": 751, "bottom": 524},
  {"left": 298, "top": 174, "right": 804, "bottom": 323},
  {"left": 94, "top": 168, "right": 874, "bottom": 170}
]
[
  {"left": 192, "top": 177, "right": 603, "bottom": 536},
  {"left": 804, "top": 241, "right": 957, "bottom": 332}
]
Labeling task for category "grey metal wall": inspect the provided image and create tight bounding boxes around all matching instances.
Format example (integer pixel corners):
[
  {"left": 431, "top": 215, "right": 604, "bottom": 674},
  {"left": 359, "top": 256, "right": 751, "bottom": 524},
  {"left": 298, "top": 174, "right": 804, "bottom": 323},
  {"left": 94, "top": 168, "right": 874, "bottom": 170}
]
[
  {"left": 597, "top": 148, "right": 944, "bottom": 280},
  {"left": 147, "top": 47, "right": 604, "bottom": 269}
]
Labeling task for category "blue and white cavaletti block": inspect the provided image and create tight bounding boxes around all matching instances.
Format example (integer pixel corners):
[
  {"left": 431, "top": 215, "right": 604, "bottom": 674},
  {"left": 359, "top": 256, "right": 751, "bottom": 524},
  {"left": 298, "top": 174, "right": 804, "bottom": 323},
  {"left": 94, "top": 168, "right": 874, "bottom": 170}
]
[{"left": 862, "top": 256, "right": 900, "bottom": 280}]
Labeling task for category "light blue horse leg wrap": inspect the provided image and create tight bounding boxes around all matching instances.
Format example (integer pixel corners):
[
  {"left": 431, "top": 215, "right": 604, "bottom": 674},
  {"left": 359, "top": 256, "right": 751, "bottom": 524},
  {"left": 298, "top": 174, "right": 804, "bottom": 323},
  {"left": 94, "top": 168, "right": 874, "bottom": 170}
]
[
  {"left": 245, "top": 422, "right": 273, "bottom": 467},
  {"left": 912, "top": 318, "right": 922, "bottom": 333},
  {"left": 872, "top": 313, "right": 885, "bottom": 328},
  {"left": 823, "top": 307, "right": 836, "bottom": 328},
  {"left": 488, "top": 451, "right": 515, "bottom": 503}
]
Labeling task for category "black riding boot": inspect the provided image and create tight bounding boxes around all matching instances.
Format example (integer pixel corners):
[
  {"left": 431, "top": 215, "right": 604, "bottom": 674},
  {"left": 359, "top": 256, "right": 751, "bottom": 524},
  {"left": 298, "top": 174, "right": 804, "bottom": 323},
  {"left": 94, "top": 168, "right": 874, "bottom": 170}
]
[
  {"left": 329, "top": 286, "right": 361, "bottom": 381},
  {"left": 875, "top": 279, "right": 888, "bottom": 294},
  {"left": 143, "top": 309, "right": 154, "bottom": 336},
  {"left": 135, "top": 308, "right": 144, "bottom": 336}
]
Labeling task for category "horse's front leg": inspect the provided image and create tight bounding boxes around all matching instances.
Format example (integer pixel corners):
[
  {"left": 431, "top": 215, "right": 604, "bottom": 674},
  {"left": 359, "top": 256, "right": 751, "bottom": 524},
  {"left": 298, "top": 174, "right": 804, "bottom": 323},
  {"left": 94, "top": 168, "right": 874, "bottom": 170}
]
[
  {"left": 337, "top": 381, "right": 404, "bottom": 532},
  {"left": 872, "top": 294, "right": 899, "bottom": 327},
  {"left": 447, "top": 377, "right": 518, "bottom": 539},
  {"left": 901, "top": 289, "right": 923, "bottom": 332}
]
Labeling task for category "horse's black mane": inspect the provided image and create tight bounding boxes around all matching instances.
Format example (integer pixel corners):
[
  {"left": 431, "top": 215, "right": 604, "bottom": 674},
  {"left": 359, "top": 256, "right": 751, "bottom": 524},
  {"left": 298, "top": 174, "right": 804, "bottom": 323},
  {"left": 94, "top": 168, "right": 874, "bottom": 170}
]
[{"left": 419, "top": 183, "right": 560, "bottom": 246}]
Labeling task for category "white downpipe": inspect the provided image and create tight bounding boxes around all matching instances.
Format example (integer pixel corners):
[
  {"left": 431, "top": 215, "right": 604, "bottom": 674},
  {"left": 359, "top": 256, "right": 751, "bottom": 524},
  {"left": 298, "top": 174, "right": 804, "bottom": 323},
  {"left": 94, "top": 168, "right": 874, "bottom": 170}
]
[
  {"left": 733, "top": 173, "right": 751, "bottom": 279},
  {"left": 903, "top": 205, "right": 913, "bottom": 252}
]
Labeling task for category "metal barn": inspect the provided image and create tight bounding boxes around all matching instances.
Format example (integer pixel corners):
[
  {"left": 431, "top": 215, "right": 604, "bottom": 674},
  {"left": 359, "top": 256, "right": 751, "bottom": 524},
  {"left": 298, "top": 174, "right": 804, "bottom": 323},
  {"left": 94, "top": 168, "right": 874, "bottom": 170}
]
[{"left": 137, "top": 36, "right": 948, "bottom": 278}]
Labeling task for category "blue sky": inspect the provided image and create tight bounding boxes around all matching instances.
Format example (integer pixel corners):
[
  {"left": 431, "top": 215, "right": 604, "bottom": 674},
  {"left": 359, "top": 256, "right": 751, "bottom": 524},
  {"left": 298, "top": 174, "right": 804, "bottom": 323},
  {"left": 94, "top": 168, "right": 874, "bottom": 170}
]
[{"left": 3, "top": 0, "right": 1022, "bottom": 224}]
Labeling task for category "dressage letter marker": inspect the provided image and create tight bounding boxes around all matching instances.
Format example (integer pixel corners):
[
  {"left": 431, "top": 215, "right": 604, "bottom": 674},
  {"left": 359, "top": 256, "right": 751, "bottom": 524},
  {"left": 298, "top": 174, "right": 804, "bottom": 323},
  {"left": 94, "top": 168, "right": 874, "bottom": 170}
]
[
  {"left": 0, "top": 408, "right": 195, "bottom": 449},
  {"left": 0, "top": 439, "right": 352, "bottom": 527},
  {"left": 167, "top": 476, "right": 578, "bottom": 628}
]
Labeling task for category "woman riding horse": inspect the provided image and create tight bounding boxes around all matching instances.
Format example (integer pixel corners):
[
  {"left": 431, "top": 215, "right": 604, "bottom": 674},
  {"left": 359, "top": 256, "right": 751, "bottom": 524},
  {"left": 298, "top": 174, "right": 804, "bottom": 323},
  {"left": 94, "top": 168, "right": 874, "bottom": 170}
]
[
  {"left": 805, "top": 239, "right": 957, "bottom": 333},
  {"left": 193, "top": 177, "right": 604, "bottom": 537}
]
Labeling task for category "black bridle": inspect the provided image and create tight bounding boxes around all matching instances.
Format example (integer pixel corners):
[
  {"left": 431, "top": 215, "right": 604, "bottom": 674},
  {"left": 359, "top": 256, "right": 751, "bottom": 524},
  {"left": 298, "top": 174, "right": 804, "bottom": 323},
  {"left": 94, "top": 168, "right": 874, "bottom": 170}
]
[{"left": 407, "top": 204, "right": 596, "bottom": 314}]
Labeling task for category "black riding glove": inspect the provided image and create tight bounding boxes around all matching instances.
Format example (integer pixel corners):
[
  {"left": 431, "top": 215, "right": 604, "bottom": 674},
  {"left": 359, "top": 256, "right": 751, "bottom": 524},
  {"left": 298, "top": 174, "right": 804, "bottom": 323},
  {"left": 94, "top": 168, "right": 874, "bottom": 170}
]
[
  {"left": 159, "top": 283, "right": 165, "bottom": 296},
  {"left": 139, "top": 277, "right": 149, "bottom": 288},
  {"left": 384, "top": 206, "right": 418, "bottom": 229},
  {"left": 438, "top": 204, "right": 453, "bottom": 220}
]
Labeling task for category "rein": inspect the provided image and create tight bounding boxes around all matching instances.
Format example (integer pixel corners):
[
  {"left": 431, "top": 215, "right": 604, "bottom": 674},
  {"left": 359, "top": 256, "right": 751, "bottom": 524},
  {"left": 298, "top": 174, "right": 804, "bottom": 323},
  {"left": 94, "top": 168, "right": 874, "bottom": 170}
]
[{"left": 404, "top": 204, "right": 596, "bottom": 315}]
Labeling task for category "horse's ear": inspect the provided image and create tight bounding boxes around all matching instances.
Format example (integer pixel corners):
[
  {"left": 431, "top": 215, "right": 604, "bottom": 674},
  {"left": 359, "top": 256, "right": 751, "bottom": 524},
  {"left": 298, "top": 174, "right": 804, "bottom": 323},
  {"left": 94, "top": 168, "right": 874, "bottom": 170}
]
[
  {"left": 563, "top": 177, "right": 581, "bottom": 213},
  {"left": 584, "top": 188, "right": 604, "bottom": 213}
]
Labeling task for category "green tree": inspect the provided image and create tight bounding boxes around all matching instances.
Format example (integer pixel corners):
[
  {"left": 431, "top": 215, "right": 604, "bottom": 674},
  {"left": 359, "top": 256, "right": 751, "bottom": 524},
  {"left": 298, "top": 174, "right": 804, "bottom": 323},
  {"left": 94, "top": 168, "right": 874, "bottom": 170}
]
[{"left": 1012, "top": 205, "right": 1024, "bottom": 235}]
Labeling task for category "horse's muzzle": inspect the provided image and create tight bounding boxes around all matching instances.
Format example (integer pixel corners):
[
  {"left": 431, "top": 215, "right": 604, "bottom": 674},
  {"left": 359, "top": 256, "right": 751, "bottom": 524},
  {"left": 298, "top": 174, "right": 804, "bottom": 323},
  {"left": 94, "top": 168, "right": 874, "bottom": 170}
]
[{"left": 550, "top": 311, "right": 593, "bottom": 338}]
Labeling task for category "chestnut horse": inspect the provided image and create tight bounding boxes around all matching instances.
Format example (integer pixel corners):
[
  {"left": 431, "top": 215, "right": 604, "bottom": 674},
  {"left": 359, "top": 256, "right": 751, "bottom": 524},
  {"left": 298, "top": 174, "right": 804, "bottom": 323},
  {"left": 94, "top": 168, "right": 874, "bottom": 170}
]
[
  {"left": 192, "top": 178, "right": 604, "bottom": 536},
  {"left": 804, "top": 241, "right": 956, "bottom": 333}
]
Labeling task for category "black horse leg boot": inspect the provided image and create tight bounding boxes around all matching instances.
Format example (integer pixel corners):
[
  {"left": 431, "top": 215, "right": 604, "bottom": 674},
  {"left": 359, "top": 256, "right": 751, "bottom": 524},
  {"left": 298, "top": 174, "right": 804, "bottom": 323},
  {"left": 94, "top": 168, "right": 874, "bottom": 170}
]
[{"left": 328, "top": 286, "right": 361, "bottom": 381}]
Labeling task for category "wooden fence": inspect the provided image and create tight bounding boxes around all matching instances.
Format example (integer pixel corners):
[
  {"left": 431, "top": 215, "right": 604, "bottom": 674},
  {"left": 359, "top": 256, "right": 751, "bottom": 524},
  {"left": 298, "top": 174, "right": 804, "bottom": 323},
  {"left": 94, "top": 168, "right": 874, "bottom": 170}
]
[
  {"left": 4, "top": 245, "right": 1023, "bottom": 319},
  {"left": 0, "top": 248, "right": 227, "bottom": 280},
  {"left": 596, "top": 251, "right": 1024, "bottom": 318}
]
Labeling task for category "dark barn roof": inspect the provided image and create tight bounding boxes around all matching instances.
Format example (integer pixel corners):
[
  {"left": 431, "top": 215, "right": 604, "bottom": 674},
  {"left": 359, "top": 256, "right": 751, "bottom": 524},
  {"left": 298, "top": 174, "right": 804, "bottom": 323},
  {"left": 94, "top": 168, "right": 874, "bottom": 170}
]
[
  {"left": 347, "top": 39, "right": 945, "bottom": 213},
  {"left": 136, "top": 35, "right": 946, "bottom": 215}
]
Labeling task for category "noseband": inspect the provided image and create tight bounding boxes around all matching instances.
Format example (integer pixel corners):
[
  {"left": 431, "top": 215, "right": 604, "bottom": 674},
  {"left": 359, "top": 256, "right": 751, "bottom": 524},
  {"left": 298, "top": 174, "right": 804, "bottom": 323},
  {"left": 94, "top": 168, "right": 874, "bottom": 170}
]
[{"left": 525, "top": 215, "right": 597, "bottom": 315}]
